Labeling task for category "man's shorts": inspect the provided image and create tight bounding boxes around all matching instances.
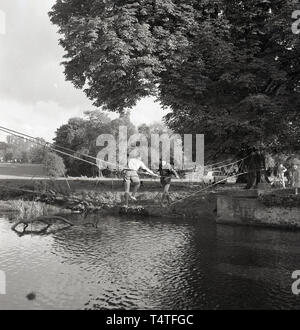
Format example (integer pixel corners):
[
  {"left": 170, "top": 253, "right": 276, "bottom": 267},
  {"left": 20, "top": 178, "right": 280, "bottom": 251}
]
[
  {"left": 124, "top": 170, "right": 140, "bottom": 184},
  {"left": 160, "top": 176, "right": 172, "bottom": 186}
]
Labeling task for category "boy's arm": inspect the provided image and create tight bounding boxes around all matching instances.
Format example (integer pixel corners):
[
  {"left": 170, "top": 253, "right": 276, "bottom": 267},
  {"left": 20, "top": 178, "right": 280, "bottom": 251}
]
[
  {"left": 140, "top": 162, "right": 159, "bottom": 177},
  {"left": 171, "top": 167, "right": 180, "bottom": 179}
]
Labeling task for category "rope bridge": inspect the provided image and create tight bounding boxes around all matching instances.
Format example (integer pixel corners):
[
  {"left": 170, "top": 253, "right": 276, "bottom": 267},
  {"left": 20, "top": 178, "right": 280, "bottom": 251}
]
[{"left": 0, "top": 124, "right": 250, "bottom": 208}]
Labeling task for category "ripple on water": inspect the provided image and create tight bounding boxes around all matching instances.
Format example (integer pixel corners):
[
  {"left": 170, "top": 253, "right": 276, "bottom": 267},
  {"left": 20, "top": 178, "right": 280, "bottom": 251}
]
[{"left": 0, "top": 215, "right": 300, "bottom": 310}]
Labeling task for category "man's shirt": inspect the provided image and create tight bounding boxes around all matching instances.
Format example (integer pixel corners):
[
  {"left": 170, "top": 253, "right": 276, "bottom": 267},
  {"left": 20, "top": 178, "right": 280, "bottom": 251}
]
[{"left": 128, "top": 158, "right": 148, "bottom": 172}]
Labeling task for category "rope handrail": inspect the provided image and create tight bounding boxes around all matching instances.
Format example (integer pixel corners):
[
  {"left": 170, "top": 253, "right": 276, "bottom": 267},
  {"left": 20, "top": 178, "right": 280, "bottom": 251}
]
[
  {"left": 169, "top": 171, "right": 248, "bottom": 206},
  {"left": 0, "top": 124, "right": 248, "bottom": 178},
  {"left": 210, "top": 158, "right": 247, "bottom": 171},
  {"left": 0, "top": 125, "right": 157, "bottom": 177},
  {"left": 0, "top": 126, "right": 97, "bottom": 167},
  {"left": 205, "top": 159, "right": 233, "bottom": 168}
]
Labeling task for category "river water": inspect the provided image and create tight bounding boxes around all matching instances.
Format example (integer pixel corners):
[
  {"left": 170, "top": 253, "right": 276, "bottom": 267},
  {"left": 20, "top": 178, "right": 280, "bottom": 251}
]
[{"left": 0, "top": 213, "right": 299, "bottom": 310}]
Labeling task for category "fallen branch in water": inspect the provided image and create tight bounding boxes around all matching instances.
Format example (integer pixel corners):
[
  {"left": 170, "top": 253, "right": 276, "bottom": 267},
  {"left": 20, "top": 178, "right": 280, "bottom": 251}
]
[{"left": 11, "top": 215, "right": 74, "bottom": 236}]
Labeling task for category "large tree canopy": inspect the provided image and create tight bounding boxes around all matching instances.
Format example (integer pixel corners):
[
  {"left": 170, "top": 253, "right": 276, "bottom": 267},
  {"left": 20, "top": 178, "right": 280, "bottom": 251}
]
[{"left": 50, "top": 0, "right": 300, "bottom": 158}]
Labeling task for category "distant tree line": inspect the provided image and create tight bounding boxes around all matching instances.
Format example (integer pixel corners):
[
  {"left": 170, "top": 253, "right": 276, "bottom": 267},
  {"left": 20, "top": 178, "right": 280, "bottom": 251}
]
[
  {"left": 0, "top": 136, "right": 47, "bottom": 163},
  {"left": 0, "top": 135, "right": 67, "bottom": 177}
]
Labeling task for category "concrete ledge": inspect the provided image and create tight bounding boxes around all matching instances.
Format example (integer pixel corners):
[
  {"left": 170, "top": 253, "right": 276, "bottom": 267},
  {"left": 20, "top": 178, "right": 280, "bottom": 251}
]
[{"left": 217, "top": 195, "right": 300, "bottom": 229}]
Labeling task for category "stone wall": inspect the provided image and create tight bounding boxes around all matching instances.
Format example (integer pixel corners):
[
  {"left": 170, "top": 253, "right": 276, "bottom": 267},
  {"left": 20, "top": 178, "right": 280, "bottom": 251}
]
[{"left": 217, "top": 195, "right": 300, "bottom": 229}]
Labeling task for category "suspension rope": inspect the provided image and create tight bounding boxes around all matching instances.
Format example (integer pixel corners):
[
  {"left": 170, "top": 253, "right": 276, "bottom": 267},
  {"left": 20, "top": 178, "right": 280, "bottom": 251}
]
[
  {"left": 0, "top": 125, "right": 97, "bottom": 162},
  {"left": 0, "top": 125, "right": 249, "bottom": 171},
  {"left": 211, "top": 158, "right": 246, "bottom": 170},
  {"left": 0, "top": 126, "right": 98, "bottom": 167},
  {"left": 0, "top": 125, "right": 155, "bottom": 177},
  {"left": 0, "top": 125, "right": 170, "bottom": 173},
  {"left": 205, "top": 159, "right": 232, "bottom": 168},
  {"left": 0, "top": 124, "right": 249, "bottom": 183},
  {"left": 0, "top": 125, "right": 116, "bottom": 167},
  {"left": 0, "top": 124, "right": 259, "bottom": 212},
  {"left": 169, "top": 171, "right": 248, "bottom": 206}
]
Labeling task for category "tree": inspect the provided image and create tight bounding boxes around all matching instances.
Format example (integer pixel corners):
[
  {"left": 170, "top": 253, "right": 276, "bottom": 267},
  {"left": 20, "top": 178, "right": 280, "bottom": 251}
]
[
  {"left": 5, "top": 135, "right": 35, "bottom": 162},
  {"left": 53, "top": 110, "right": 136, "bottom": 176},
  {"left": 28, "top": 142, "right": 48, "bottom": 164},
  {"left": 138, "top": 122, "right": 171, "bottom": 136},
  {"left": 54, "top": 117, "right": 89, "bottom": 176},
  {"left": 0, "top": 142, "right": 8, "bottom": 161},
  {"left": 43, "top": 152, "right": 66, "bottom": 177},
  {"left": 21, "top": 151, "right": 29, "bottom": 163},
  {"left": 163, "top": 0, "right": 300, "bottom": 157},
  {"left": 2, "top": 136, "right": 45, "bottom": 163},
  {"left": 50, "top": 0, "right": 300, "bottom": 158},
  {"left": 4, "top": 152, "right": 13, "bottom": 162}
]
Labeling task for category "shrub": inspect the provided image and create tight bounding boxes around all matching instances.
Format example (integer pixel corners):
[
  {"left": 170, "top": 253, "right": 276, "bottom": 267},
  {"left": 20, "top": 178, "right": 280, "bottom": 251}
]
[{"left": 43, "top": 152, "right": 66, "bottom": 177}]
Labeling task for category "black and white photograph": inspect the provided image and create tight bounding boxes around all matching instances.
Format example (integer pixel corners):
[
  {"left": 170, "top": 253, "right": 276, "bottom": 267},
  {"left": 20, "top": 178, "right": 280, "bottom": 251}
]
[{"left": 0, "top": 0, "right": 300, "bottom": 315}]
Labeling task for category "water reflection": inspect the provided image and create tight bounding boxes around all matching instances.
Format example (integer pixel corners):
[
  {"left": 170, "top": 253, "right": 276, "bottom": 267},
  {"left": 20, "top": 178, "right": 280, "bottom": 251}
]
[
  {"left": 51, "top": 215, "right": 196, "bottom": 309},
  {"left": 0, "top": 214, "right": 299, "bottom": 310}
]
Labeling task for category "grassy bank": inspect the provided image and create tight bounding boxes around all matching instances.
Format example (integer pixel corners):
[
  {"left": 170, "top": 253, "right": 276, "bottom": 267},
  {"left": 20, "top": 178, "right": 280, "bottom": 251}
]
[{"left": 0, "top": 199, "right": 70, "bottom": 224}]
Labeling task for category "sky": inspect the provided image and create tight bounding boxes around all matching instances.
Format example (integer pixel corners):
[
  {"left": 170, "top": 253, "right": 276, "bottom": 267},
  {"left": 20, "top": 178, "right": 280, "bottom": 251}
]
[{"left": 0, "top": 0, "right": 168, "bottom": 142}]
